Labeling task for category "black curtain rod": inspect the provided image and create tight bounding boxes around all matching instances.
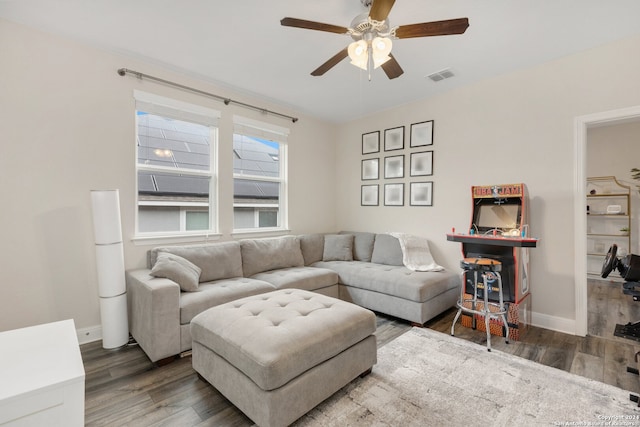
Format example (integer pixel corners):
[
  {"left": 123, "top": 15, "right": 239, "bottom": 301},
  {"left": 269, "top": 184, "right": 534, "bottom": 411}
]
[{"left": 117, "top": 68, "right": 298, "bottom": 123}]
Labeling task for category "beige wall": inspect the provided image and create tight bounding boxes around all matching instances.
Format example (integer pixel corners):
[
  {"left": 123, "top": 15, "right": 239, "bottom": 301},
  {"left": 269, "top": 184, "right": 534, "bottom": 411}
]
[
  {"left": 335, "top": 34, "right": 640, "bottom": 331},
  {"left": 0, "top": 19, "right": 337, "bottom": 334},
  {"left": 587, "top": 121, "right": 640, "bottom": 182},
  {"left": 3, "top": 15, "right": 640, "bottom": 337}
]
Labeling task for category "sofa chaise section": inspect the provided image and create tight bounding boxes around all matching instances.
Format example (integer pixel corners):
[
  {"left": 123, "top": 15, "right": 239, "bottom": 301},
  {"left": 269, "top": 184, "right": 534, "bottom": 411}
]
[{"left": 305, "top": 232, "right": 459, "bottom": 325}]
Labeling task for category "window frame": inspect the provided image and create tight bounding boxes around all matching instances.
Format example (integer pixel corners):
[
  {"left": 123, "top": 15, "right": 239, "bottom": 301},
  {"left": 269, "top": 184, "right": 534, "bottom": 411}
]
[
  {"left": 231, "top": 115, "right": 289, "bottom": 235},
  {"left": 133, "top": 91, "right": 220, "bottom": 244}
]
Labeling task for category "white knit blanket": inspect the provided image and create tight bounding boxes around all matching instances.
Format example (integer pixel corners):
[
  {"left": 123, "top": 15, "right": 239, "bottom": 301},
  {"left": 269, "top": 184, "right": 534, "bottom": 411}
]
[{"left": 390, "top": 232, "right": 444, "bottom": 272}]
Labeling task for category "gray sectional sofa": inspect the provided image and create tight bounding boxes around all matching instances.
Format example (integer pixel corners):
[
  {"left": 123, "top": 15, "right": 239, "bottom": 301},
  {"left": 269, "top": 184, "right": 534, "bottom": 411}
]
[{"left": 125, "top": 232, "right": 458, "bottom": 362}]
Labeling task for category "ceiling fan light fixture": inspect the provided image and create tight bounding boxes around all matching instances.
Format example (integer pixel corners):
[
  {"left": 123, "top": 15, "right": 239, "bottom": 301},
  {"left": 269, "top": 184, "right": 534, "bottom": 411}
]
[
  {"left": 372, "top": 36, "right": 392, "bottom": 57},
  {"left": 348, "top": 40, "right": 369, "bottom": 70}
]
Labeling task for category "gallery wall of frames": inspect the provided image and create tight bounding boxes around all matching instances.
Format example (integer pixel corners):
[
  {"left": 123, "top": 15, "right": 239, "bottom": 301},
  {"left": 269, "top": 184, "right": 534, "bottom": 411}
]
[{"left": 360, "top": 120, "right": 434, "bottom": 207}]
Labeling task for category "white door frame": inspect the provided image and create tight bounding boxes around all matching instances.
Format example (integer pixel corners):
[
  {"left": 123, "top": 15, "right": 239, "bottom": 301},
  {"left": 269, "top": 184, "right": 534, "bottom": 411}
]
[{"left": 574, "top": 105, "right": 640, "bottom": 336}]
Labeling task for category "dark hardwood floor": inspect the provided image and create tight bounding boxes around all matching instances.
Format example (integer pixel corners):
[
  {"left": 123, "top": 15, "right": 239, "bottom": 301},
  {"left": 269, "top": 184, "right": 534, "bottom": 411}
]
[{"left": 82, "top": 300, "right": 640, "bottom": 426}]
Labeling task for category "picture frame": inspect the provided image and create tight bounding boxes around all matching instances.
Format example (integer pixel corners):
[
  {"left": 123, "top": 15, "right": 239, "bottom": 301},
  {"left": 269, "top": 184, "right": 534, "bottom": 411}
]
[
  {"left": 384, "top": 183, "right": 404, "bottom": 206},
  {"left": 362, "top": 131, "right": 380, "bottom": 154},
  {"left": 384, "top": 155, "right": 404, "bottom": 179},
  {"left": 410, "top": 120, "right": 434, "bottom": 147},
  {"left": 410, "top": 151, "right": 433, "bottom": 176},
  {"left": 361, "top": 158, "right": 379, "bottom": 180},
  {"left": 410, "top": 181, "right": 433, "bottom": 206},
  {"left": 384, "top": 126, "right": 404, "bottom": 151},
  {"left": 361, "top": 185, "right": 379, "bottom": 206}
]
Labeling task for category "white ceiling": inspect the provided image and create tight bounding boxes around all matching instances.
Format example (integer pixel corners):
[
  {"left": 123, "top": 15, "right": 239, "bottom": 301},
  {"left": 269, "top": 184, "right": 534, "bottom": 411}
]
[{"left": 2, "top": 0, "right": 640, "bottom": 123}]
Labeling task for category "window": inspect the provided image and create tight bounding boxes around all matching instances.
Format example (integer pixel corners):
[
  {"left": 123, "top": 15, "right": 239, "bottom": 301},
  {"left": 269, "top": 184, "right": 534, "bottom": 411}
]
[
  {"left": 233, "top": 116, "right": 289, "bottom": 231},
  {"left": 134, "top": 91, "right": 219, "bottom": 237}
]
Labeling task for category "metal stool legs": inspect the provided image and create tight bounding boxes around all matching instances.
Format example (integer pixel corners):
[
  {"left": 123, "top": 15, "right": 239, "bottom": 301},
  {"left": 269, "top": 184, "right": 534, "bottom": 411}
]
[{"left": 451, "top": 258, "right": 509, "bottom": 351}]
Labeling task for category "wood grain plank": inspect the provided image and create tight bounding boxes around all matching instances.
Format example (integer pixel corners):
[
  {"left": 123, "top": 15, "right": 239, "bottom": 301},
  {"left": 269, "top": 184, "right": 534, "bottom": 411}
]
[{"left": 81, "top": 309, "right": 640, "bottom": 425}]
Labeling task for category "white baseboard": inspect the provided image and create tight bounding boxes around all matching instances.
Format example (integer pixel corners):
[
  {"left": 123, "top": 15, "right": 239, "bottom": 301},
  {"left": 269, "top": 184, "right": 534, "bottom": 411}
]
[
  {"left": 76, "top": 325, "right": 102, "bottom": 345},
  {"left": 530, "top": 311, "right": 577, "bottom": 336}
]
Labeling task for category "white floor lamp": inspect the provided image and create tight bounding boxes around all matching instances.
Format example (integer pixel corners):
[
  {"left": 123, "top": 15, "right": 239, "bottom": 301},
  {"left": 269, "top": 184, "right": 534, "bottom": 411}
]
[{"left": 90, "top": 189, "right": 129, "bottom": 349}]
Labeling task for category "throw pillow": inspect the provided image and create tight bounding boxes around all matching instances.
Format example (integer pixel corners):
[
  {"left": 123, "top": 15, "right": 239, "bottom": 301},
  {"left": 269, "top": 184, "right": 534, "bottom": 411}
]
[
  {"left": 323, "top": 234, "right": 354, "bottom": 261},
  {"left": 370, "top": 233, "right": 404, "bottom": 266},
  {"left": 150, "top": 252, "right": 202, "bottom": 292}
]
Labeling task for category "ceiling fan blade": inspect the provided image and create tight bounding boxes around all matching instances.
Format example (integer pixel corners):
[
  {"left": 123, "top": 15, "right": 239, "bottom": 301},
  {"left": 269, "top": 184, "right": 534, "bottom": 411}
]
[
  {"left": 395, "top": 18, "right": 469, "bottom": 39},
  {"left": 311, "top": 47, "right": 349, "bottom": 76},
  {"left": 381, "top": 54, "right": 404, "bottom": 79},
  {"left": 281, "top": 17, "right": 349, "bottom": 34},
  {"left": 369, "top": 0, "right": 396, "bottom": 22}
]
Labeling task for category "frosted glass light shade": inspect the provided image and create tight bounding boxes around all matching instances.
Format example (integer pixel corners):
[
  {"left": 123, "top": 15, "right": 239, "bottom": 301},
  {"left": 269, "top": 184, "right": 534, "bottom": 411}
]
[
  {"left": 90, "top": 190, "right": 122, "bottom": 244},
  {"left": 372, "top": 37, "right": 392, "bottom": 57},
  {"left": 348, "top": 40, "right": 368, "bottom": 70}
]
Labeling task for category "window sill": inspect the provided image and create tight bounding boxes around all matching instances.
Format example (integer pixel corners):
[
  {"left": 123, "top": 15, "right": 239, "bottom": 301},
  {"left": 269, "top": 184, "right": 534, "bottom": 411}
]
[
  {"left": 131, "top": 232, "right": 222, "bottom": 246},
  {"left": 230, "top": 228, "right": 291, "bottom": 239}
]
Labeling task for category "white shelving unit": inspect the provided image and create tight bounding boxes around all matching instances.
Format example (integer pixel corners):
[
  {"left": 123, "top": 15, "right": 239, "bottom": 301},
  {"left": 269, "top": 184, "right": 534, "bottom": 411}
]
[{"left": 586, "top": 176, "right": 631, "bottom": 281}]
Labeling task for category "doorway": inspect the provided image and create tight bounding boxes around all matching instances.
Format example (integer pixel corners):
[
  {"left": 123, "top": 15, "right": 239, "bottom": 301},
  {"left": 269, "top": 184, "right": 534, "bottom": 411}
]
[{"left": 575, "top": 105, "right": 640, "bottom": 336}]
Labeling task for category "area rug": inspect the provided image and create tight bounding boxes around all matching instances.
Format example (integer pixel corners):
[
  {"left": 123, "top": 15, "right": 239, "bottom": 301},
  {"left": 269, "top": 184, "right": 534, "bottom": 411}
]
[{"left": 295, "top": 327, "right": 640, "bottom": 426}]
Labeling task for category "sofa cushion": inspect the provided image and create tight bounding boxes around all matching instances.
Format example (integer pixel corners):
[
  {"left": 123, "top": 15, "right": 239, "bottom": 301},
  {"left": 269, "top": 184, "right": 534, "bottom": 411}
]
[
  {"left": 323, "top": 234, "right": 354, "bottom": 261},
  {"left": 179, "top": 277, "right": 276, "bottom": 324},
  {"left": 151, "top": 242, "right": 244, "bottom": 283},
  {"left": 298, "top": 233, "right": 325, "bottom": 265},
  {"left": 240, "top": 236, "right": 305, "bottom": 277},
  {"left": 251, "top": 266, "right": 338, "bottom": 291},
  {"left": 313, "top": 260, "right": 458, "bottom": 303},
  {"left": 150, "top": 252, "right": 201, "bottom": 292},
  {"left": 339, "top": 231, "right": 375, "bottom": 262},
  {"left": 370, "top": 233, "right": 404, "bottom": 266}
]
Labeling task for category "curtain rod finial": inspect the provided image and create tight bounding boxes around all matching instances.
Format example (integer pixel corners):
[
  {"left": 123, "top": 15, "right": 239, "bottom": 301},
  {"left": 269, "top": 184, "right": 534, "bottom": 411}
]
[
  {"left": 117, "top": 68, "right": 126, "bottom": 76},
  {"left": 292, "top": 118, "right": 298, "bottom": 123}
]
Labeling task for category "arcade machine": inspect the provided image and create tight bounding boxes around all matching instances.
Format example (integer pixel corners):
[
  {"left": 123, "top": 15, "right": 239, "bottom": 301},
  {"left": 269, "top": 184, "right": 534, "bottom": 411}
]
[{"left": 447, "top": 183, "right": 538, "bottom": 340}]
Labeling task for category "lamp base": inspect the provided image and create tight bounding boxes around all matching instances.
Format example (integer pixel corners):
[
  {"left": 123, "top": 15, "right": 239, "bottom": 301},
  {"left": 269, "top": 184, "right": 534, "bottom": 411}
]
[{"left": 99, "top": 294, "right": 129, "bottom": 349}]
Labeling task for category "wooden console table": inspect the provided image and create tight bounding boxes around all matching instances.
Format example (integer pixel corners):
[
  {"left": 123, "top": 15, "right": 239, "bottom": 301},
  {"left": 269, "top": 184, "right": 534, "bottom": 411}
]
[{"left": 0, "top": 319, "right": 85, "bottom": 426}]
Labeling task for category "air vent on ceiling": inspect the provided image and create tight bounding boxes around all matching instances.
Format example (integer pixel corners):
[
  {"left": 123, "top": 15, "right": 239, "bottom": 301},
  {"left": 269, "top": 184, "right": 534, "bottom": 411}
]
[{"left": 426, "top": 68, "right": 455, "bottom": 82}]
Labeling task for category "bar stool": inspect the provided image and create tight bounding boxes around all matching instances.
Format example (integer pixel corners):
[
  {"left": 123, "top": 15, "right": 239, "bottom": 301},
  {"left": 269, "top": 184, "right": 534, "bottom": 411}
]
[{"left": 451, "top": 257, "right": 509, "bottom": 351}]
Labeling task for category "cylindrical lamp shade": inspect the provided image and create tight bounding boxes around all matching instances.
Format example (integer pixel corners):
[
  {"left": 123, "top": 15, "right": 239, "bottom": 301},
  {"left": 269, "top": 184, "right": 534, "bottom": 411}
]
[
  {"left": 99, "top": 294, "right": 129, "bottom": 349},
  {"left": 91, "top": 190, "right": 123, "bottom": 245},
  {"left": 90, "top": 189, "right": 129, "bottom": 349},
  {"left": 95, "top": 242, "right": 126, "bottom": 297}
]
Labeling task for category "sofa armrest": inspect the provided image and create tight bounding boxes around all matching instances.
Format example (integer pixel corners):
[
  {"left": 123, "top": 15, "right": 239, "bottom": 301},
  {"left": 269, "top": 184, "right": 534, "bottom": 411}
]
[{"left": 126, "top": 269, "right": 181, "bottom": 362}]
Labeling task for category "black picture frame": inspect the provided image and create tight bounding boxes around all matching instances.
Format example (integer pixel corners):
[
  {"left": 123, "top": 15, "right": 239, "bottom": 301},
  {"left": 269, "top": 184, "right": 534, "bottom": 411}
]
[
  {"left": 384, "top": 183, "right": 404, "bottom": 206},
  {"left": 361, "top": 185, "right": 379, "bottom": 206},
  {"left": 410, "top": 181, "right": 433, "bottom": 206},
  {"left": 384, "top": 155, "right": 404, "bottom": 179},
  {"left": 361, "top": 158, "right": 379, "bottom": 180},
  {"left": 384, "top": 126, "right": 404, "bottom": 151},
  {"left": 410, "top": 120, "right": 434, "bottom": 147},
  {"left": 410, "top": 151, "right": 433, "bottom": 176},
  {"left": 362, "top": 131, "right": 380, "bottom": 154}
]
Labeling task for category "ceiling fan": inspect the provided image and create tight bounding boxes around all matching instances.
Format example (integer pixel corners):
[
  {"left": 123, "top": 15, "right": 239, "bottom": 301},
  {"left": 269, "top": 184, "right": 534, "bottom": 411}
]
[{"left": 281, "top": 0, "right": 469, "bottom": 80}]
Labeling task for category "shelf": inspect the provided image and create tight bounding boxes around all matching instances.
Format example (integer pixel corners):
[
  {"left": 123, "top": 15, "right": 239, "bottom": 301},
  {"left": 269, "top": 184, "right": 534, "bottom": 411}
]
[{"left": 586, "top": 177, "right": 631, "bottom": 280}]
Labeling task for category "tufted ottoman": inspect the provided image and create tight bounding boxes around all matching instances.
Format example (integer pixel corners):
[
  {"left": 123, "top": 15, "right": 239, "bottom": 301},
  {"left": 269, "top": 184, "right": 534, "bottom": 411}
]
[{"left": 190, "top": 288, "right": 377, "bottom": 427}]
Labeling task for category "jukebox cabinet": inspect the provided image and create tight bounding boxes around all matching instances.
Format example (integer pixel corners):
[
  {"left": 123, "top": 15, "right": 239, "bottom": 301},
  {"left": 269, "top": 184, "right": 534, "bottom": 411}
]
[{"left": 447, "top": 183, "right": 538, "bottom": 339}]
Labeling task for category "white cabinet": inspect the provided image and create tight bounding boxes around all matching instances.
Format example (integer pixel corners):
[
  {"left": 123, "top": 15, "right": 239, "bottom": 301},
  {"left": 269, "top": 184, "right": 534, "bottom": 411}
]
[
  {"left": 587, "top": 176, "right": 631, "bottom": 281},
  {"left": 0, "top": 320, "right": 85, "bottom": 427}
]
